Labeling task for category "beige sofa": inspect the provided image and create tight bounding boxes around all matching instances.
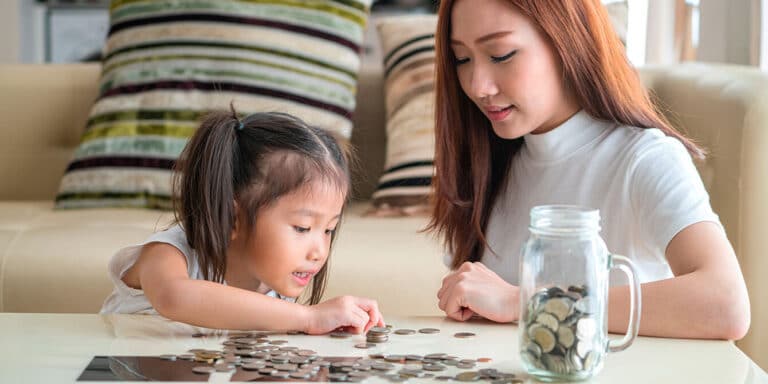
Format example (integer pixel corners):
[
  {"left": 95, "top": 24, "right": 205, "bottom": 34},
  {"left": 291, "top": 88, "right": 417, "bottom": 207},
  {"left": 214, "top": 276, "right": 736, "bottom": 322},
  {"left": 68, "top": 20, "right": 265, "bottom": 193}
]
[{"left": 1, "top": 56, "right": 766, "bottom": 369}]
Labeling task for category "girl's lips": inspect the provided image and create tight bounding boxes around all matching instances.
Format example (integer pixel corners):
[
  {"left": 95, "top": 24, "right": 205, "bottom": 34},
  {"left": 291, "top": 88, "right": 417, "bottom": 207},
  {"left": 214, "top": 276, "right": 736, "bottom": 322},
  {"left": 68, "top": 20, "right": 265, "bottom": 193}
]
[
  {"left": 292, "top": 271, "right": 314, "bottom": 286},
  {"left": 485, "top": 105, "right": 515, "bottom": 122}
]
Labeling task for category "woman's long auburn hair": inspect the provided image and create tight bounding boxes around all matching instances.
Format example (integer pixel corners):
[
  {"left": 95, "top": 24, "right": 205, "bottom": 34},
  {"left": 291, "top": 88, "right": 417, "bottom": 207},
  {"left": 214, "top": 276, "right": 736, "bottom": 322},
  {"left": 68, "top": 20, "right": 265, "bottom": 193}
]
[{"left": 427, "top": 0, "right": 705, "bottom": 270}]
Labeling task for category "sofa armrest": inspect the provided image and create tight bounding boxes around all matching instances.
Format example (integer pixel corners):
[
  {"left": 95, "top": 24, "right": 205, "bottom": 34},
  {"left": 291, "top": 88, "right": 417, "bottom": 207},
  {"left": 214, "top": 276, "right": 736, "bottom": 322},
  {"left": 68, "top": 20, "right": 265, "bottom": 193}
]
[{"left": 0, "top": 64, "right": 101, "bottom": 200}]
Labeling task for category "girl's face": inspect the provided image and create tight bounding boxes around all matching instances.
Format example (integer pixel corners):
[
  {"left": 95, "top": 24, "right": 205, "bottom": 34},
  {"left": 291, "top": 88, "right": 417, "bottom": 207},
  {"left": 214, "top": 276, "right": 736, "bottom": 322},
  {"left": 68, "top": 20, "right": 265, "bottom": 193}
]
[
  {"left": 230, "top": 180, "right": 344, "bottom": 298},
  {"left": 450, "top": 0, "right": 580, "bottom": 138}
]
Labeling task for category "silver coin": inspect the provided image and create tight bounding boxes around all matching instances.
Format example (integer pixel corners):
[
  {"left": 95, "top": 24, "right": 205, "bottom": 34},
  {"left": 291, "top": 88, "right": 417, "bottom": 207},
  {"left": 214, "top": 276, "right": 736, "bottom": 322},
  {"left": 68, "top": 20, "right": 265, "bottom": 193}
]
[
  {"left": 456, "top": 371, "right": 480, "bottom": 381},
  {"left": 271, "top": 370, "right": 290, "bottom": 378},
  {"left": 289, "top": 356, "right": 310, "bottom": 364},
  {"left": 290, "top": 372, "right": 311, "bottom": 379},
  {"left": 214, "top": 362, "right": 235, "bottom": 372},
  {"left": 177, "top": 354, "right": 194, "bottom": 360},
  {"left": 158, "top": 354, "right": 177, "bottom": 361},
  {"left": 330, "top": 331, "right": 352, "bottom": 338},
  {"left": 274, "top": 363, "right": 298, "bottom": 371},
  {"left": 394, "top": 329, "right": 416, "bottom": 335},
  {"left": 355, "top": 343, "right": 376, "bottom": 349},
  {"left": 191, "top": 366, "right": 216, "bottom": 374},
  {"left": 369, "top": 326, "right": 391, "bottom": 334},
  {"left": 423, "top": 364, "right": 447, "bottom": 372},
  {"left": 418, "top": 328, "right": 440, "bottom": 334},
  {"left": 328, "top": 373, "right": 347, "bottom": 381},
  {"left": 297, "top": 349, "right": 317, "bottom": 356},
  {"left": 242, "top": 362, "right": 266, "bottom": 371},
  {"left": 576, "top": 317, "right": 596, "bottom": 340},
  {"left": 372, "top": 362, "right": 396, "bottom": 371},
  {"left": 454, "top": 332, "right": 476, "bottom": 338}
]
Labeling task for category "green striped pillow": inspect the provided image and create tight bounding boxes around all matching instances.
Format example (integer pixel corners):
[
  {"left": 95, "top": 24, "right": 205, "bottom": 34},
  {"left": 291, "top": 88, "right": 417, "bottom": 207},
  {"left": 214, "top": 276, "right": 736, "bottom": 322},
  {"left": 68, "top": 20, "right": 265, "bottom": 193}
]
[
  {"left": 370, "top": 15, "right": 436, "bottom": 216},
  {"left": 55, "top": 0, "right": 371, "bottom": 209}
]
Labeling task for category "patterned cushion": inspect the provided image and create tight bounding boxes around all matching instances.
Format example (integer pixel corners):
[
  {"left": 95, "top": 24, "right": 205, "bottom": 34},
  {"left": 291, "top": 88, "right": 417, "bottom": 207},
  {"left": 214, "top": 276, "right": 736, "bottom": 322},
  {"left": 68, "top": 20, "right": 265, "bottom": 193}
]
[
  {"left": 369, "top": 14, "right": 436, "bottom": 216},
  {"left": 55, "top": 0, "right": 371, "bottom": 209}
]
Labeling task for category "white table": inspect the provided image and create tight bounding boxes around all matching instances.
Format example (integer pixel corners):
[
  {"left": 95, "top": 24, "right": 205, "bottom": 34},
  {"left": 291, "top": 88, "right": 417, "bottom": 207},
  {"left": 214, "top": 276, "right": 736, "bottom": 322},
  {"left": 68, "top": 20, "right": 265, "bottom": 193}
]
[{"left": 0, "top": 313, "right": 765, "bottom": 383}]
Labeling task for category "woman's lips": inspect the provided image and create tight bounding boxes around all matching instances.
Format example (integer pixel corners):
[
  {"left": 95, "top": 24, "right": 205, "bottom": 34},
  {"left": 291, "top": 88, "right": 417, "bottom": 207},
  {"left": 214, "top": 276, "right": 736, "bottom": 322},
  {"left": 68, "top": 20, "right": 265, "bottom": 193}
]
[{"left": 485, "top": 105, "right": 515, "bottom": 122}]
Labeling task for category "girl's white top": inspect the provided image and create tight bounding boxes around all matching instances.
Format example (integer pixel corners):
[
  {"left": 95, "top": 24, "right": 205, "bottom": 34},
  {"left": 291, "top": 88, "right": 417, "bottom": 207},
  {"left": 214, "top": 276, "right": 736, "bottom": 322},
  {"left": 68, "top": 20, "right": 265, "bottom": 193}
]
[{"left": 101, "top": 225, "right": 293, "bottom": 315}]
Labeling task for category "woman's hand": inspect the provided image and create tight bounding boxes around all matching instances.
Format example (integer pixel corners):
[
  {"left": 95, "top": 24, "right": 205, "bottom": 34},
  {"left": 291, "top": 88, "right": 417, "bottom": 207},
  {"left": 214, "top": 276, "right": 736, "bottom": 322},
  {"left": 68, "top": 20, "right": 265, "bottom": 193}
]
[
  {"left": 304, "top": 296, "right": 385, "bottom": 335},
  {"left": 437, "top": 261, "right": 519, "bottom": 323}
]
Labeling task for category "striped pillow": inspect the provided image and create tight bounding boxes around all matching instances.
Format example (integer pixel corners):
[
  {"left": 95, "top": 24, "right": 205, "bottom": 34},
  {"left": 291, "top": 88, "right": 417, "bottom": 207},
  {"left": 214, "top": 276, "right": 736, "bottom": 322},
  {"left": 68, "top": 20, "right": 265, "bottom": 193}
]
[
  {"left": 55, "top": 0, "right": 371, "bottom": 209},
  {"left": 370, "top": 15, "right": 436, "bottom": 216}
]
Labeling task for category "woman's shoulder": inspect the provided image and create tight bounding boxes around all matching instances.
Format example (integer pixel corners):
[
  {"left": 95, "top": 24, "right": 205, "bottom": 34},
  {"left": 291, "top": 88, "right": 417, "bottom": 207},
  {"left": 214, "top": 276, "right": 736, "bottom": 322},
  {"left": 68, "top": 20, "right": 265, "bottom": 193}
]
[{"left": 608, "top": 124, "right": 691, "bottom": 161}]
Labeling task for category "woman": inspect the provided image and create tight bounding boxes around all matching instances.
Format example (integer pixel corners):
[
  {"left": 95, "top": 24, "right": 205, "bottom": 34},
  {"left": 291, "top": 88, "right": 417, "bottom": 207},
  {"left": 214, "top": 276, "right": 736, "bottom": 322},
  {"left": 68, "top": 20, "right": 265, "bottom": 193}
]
[{"left": 428, "top": 0, "right": 750, "bottom": 339}]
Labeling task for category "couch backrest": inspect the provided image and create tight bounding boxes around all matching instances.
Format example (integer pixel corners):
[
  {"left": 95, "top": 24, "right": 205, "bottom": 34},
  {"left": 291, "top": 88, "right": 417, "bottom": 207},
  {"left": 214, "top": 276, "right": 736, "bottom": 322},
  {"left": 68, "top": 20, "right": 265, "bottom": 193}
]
[
  {"left": 639, "top": 63, "right": 768, "bottom": 369},
  {"left": 0, "top": 64, "right": 100, "bottom": 201}
]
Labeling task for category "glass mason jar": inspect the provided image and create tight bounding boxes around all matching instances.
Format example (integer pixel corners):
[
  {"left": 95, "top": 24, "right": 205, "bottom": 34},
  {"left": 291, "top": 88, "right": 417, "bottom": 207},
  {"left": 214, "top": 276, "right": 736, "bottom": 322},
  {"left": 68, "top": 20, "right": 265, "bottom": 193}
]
[{"left": 518, "top": 205, "right": 641, "bottom": 382}]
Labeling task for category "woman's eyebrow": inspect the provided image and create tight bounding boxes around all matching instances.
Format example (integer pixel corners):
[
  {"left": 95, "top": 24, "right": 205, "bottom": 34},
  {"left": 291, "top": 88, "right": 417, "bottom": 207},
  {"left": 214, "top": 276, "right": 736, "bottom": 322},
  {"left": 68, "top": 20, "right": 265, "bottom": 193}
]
[{"left": 451, "top": 30, "right": 515, "bottom": 46}]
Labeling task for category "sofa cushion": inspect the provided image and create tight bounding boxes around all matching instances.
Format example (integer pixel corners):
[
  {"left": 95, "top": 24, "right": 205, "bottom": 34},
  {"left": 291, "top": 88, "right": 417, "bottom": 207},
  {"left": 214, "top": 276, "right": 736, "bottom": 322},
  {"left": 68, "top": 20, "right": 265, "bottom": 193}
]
[
  {"left": 370, "top": 14, "right": 437, "bottom": 216},
  {"left": 55, "top": 0, "right": 371, "bottom": 209},
  {"left": 0, "top": 202, "right": 446, "bottom": 315}
]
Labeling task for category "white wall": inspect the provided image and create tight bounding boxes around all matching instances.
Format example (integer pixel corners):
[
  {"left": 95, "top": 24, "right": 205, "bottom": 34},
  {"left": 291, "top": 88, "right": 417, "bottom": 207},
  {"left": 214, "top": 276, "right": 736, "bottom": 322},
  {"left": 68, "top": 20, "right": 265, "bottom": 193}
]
[
  {"left": 698, "top": 0, "right": 755, "bottom": 64},
  {"left": 645, "top": 0, "right": 678, "bottom": 65},
  {"left": 0, "top": 0, "right": 21, "bottom": 63}
]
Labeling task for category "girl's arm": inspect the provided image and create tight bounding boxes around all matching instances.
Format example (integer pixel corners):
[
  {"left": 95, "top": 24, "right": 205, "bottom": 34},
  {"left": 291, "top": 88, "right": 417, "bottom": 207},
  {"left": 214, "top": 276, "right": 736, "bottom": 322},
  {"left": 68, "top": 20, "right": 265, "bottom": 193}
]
[
  {"left": 133, "top": 243, "right": 382, "bottom": 333},
  {"left": 608, "top": 221, "right": 750, "bottom": 339}
]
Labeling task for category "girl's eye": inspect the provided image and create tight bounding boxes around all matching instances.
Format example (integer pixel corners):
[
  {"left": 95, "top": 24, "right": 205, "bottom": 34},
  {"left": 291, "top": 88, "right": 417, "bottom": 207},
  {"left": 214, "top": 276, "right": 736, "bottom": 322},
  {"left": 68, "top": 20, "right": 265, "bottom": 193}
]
[
  {"left": 491, "top": 50, "right": 517, "bottom": 63},
  {"left": 454, "top": 57, "right": 470, "bottom": 66},
  {"left": 294, "top": 226, "right": 310, "bottom": 233},
  {"left": 325, "top": 228, "right": 337, "bottom": 236}
]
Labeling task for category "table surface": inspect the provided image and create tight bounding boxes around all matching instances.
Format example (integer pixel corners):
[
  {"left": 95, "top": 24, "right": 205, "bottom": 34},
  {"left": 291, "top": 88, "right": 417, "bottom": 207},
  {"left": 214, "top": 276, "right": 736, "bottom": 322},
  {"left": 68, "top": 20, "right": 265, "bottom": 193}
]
[{"left": 0, "top": 313, "right": 765, "bottom": 383}]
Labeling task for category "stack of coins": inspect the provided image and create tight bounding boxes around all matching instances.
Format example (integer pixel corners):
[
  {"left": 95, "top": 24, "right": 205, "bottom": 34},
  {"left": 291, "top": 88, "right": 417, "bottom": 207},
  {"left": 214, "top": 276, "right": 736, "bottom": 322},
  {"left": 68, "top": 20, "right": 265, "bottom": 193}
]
[
  {"left": 520, "top": 285, "right": 600, "bottom": 376},
  {"left": 365, "top": 326, "right": 391, "bottom": 343}
]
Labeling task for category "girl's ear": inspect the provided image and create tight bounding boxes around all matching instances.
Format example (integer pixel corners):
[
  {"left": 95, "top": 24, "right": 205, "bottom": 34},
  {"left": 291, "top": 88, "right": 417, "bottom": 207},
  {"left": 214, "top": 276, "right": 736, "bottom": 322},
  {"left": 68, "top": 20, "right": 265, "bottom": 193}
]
[{"left": 231, "top": 200, "right": 241, "bottom": 241}]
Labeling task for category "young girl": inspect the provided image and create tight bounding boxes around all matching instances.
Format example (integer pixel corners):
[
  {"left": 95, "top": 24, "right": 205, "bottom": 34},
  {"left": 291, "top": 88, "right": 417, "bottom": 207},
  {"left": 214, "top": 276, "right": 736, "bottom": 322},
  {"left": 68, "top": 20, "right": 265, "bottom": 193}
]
[
  {"left": 101, "top": 109, "right": 384, "bottom": 334},
  {"left": 429, "top": 0, "right": 750, "bottom": 340}
]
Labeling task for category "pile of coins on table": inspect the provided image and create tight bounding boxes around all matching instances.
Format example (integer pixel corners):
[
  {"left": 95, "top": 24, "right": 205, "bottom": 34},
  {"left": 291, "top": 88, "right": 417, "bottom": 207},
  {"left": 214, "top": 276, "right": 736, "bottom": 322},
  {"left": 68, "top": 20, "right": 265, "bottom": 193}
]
[
  {"left": 161, "top": 327, "right": 525, "bottom": 382},
  {"left": 520, "top": 285, "right": 601, "bottom": 376}
]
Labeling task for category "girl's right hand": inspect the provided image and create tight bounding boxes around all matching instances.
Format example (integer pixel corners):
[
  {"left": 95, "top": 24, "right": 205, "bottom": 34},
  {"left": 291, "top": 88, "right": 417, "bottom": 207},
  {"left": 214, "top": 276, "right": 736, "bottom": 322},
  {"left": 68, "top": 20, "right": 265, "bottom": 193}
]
[{"left": 304, "top": 296, "right": 385, "bottom": 335}]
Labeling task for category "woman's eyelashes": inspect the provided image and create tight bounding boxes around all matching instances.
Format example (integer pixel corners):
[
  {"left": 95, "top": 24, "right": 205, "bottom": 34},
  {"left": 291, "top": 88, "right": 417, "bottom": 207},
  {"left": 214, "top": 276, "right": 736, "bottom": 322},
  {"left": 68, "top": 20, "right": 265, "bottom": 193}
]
[
  {"left": 454, "top": 50, "right": 518, "bottom": 66},
  {"left": 491, "top": 50, "right": 517, "bottom": 63}
]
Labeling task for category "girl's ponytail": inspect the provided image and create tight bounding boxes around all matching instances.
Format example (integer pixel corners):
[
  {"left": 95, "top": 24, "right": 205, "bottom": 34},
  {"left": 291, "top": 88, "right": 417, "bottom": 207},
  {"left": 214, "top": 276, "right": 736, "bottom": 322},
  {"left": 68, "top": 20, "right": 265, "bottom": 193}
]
[{"left": 173, "top": 110, "right": 241, "bottom": 283}]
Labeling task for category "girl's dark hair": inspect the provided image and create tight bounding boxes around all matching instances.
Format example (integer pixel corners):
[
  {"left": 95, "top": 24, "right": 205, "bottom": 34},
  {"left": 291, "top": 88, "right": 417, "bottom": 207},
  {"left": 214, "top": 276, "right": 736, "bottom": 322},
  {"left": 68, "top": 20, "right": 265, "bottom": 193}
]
[
  {"left": 427, "top": 0, "right": 706, "bottom": 270},
  {"left": 173, "top": 106, "right": 350, "bottom": 305}
]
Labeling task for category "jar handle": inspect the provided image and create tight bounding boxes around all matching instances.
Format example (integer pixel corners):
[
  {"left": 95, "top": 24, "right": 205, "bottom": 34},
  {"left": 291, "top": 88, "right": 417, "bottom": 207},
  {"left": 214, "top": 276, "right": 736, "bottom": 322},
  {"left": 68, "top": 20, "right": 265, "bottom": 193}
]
[{"left": 607, "top": 254, "right": 642, "bottom": 352}]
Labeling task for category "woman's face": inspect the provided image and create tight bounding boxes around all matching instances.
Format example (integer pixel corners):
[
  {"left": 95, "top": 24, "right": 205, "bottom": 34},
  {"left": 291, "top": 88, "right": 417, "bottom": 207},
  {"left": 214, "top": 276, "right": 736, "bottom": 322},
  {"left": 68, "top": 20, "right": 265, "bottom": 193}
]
[{"left": 450, "top": 0, "right": 579, "bottom": 138}]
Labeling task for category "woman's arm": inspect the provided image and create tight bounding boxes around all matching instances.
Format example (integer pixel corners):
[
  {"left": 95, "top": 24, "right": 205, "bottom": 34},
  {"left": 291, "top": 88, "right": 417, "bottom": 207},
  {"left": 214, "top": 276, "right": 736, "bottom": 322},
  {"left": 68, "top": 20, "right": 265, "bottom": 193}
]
[
  {"left": 608, "top": 221, "right": 750, "bottom": 339},
  {"left": 135, "top": 243, "right": 382, "bottom": 333}
]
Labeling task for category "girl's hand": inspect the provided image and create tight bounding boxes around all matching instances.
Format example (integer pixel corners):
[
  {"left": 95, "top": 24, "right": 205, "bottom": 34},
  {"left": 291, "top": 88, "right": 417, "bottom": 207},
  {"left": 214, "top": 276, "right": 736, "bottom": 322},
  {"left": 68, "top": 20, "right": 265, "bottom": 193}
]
[
  {"left": 304, "top": 296, "right": 385, "bottom": 335},
  {"left": 437, "top": 261, "right": 519, "bottom": 323}
]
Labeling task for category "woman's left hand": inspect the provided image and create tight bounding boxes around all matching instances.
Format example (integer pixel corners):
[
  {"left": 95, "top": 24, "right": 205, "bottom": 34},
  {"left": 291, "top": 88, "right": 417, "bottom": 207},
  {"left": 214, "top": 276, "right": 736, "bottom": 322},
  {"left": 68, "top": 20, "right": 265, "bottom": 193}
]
[{"left": 437, "top": 261, "right": 519, "bottom": 323}]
